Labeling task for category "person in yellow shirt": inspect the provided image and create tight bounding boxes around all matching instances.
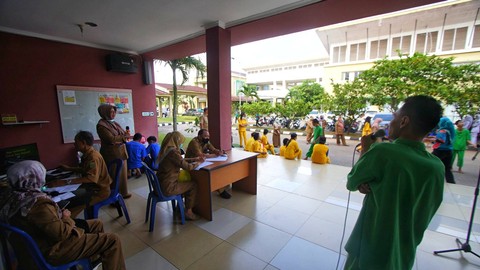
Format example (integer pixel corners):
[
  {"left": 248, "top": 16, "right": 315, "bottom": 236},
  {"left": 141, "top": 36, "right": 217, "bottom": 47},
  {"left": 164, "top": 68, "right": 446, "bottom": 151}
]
[
  {"left": 261, "top": 129, "right": 276, "bottom": 155},
  {"left": 252, "top": 133, "right": 267, "bottom": 158},
  {"left": 245, "top": 132, "right": 256, "bottom": 152},
  {"left": 284, "top": 133, "right": 302, "bottom": 160},
  {"left": 279, "top": 138, "right": 289, "bottom": 157},
  {"left": 238, "top": 112, "right": 248, "bottom": 147},
  {"left": 361, "top": 116, "right": 372, "bottom": 136},
  {"left": 311, "top": 136, "right": 331, "bottom": 164}
]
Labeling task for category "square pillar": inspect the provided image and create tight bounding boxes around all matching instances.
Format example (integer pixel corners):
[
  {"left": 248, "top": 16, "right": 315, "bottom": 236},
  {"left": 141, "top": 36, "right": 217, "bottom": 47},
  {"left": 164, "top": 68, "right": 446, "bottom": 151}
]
[{"left": 206, "top": 23, "right": 232, "bottom": 150}]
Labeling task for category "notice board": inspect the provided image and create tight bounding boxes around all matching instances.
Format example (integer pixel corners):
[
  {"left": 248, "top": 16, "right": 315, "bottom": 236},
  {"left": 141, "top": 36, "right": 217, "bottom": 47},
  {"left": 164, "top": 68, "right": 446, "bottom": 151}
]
[{"left": 56, "top": 85, "right": 135, "bottom": 143}]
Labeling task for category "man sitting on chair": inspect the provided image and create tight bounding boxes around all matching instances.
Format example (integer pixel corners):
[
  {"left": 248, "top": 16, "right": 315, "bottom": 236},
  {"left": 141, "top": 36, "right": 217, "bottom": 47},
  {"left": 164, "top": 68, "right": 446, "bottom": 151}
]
[
  {"left": 185, "top": 129, "right": 231, "bottom": 199},
  {"left": 46, "top": 131, "right": 112, "bottom": 218}
]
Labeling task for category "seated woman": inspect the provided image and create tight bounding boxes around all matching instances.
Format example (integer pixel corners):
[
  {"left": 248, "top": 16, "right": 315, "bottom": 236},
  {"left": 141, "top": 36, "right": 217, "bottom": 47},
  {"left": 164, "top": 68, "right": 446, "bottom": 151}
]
[
  {"left": 47, "top": 131, "right": 111, "bottom": 218},
  {"left": 284, "top": 133, "right": 302, "bottom": 160},
  {"left": 311, "top": 136, "right": 331, "bottom": 164},
  {"left": 279, "top": 138, "right": 289, "bottom": 157},
  {"left": 156, "top": 131, "right": 203, "bottom": 220},
  {"left": 0, "top": 160, "right": 125, "bottom": 270},
  {"left": 252, "top": 132, "right": 268, "bottom": 158}
]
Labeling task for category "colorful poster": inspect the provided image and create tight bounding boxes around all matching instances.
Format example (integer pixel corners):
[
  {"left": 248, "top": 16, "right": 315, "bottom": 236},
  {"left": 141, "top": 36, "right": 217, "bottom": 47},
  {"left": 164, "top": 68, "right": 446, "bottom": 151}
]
[
  {"left": 98, "top": 93, "right": 130, "bottom": 114},
  {"left": 62, "top": 90, "right": 77, "bottom": 105}
]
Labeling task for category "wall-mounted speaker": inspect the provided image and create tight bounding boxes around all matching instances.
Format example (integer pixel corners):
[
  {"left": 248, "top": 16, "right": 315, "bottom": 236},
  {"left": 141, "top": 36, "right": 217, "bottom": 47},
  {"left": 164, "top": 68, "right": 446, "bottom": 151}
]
[
  {"left": 106, "top": 53, "right": 138, "bottom": 73},
  {"left": 143, "top": 60, "right": 153, "bottom": 85}
]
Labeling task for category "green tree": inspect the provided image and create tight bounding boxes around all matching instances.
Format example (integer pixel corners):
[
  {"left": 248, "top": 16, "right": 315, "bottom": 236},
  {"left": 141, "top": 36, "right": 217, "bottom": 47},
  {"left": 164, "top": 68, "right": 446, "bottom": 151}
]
[
  {"left": 360, "top": 52, "right": 455, "bottom": 112},
  {"left": 238, "top": 84, "right": 260, "bottom": 103},
  {"left": 286, "top": 80, "right": 327, "bottom": 110},
  {"left": 437, "top": 63, "right": 480, "bottom": 118},
  {"left": 240, "top": 101, "right": 274, "bottom": 116},
  {"left": 163, "top": 57, "right": 206, "bottom": 131},
  {"left": 328, "top": 79, "right": 370, "bottom": 133}
]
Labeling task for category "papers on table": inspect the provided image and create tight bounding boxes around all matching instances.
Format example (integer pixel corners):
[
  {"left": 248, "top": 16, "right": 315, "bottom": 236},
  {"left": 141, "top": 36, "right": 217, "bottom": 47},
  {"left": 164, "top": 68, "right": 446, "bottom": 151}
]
[
  {"left": 205, "top": 155, "right": 228, "bottom": 162},
  {"left": 43, "top": 183, "right": 81, "bottom": 193},
  {"left": 194, "top": 161, "right": 213, "bottom": 170},
  {"left": 51, "top": 192, "right": 76, "bottom": 202}
]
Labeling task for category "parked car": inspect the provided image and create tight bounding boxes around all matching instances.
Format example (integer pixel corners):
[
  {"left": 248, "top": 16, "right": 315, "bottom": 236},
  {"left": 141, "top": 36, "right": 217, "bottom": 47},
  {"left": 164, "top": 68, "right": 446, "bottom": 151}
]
[
  {"left": 372, "top": 113, "right": 394, "bottom": 136},
  {"left": 182, "top": 108, "right": 203, "bottom": 116}
]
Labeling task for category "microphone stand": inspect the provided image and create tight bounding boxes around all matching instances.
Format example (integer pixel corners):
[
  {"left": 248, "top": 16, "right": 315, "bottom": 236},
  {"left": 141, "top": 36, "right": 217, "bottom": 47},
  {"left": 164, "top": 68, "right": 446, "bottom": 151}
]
[{"left": 434, "top": 165, "right": 480, "bottom": 258}]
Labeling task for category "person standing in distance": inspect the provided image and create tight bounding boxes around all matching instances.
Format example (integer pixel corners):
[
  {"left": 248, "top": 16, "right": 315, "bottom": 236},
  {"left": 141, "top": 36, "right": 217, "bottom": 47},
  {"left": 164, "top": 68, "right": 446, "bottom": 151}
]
[
  {"left": 344, "top": 95, "right": 444, "bottom": 270},
  {"left": 199, "top": 107, "right": 208, "bottom": 130}
]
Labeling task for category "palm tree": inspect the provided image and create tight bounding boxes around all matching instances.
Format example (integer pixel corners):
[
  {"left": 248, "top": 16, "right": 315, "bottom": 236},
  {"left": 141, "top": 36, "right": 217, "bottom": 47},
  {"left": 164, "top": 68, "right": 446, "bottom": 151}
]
[
  {"left": 238, "top": 84, "right": 260, "bottom": 102},
  {"left": 164, "top": 57, "right": 206, "bottom": 131}
]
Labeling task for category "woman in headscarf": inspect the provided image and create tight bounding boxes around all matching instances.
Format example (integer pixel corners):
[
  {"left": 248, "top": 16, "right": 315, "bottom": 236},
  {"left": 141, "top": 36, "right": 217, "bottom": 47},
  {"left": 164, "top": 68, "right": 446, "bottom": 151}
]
[
  {"left": 361, "top": 116, "right": 372, "bottom": 136},
  {"left": 0, "top": 160, "right": 125, "bottom": 269},
  {"left": 97, "top": 104, "right": 131, "bottom": 198},
  {"left": 156, "top": 131, "right": 203, "bottom": 220},
  {"left": 432, "top": 117, "right": 456, "bottom": 184}
]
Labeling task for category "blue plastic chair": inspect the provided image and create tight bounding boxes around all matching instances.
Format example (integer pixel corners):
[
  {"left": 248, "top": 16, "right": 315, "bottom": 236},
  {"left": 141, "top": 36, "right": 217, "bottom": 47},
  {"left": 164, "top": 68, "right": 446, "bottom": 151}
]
[
  {"left": 84, "top": 159, "right": 131, "bottom": 224},
  {"left": 142, "top": 162, "right": 185, "bottom": 232},
  {"left": 0, "top": 222, "right": 92, "bottom": 270}
]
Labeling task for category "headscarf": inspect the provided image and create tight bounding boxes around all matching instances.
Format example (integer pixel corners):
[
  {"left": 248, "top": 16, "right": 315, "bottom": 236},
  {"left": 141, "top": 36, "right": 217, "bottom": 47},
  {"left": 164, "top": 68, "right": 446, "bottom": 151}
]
[
  {"left": 98, "top": 104, "right": 116, "bottom": 121},
  {"left": 438, "top": 117, "right": 455, "bottom": 141},
  {"left": 97, "top": 104, "right": 125, "bottom": 136},
  {"left": 156, "top": 131, "right": 185, "bottom": 166},
  {"left": 0, "top": 160, "right": 52, "bottom": 222}
]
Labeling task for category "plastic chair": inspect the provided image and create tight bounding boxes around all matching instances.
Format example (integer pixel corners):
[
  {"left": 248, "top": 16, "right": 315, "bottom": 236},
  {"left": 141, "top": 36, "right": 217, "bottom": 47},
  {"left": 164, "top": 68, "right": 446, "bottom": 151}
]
[
  {"left": 84, "top": 159, "right": 131, "bottom": 224},
  {"left": 142, "top": 162, "right": 185, "bottom": 232},
  {"left": 0, "top": 222, "right": 92, "bottom": 270}
]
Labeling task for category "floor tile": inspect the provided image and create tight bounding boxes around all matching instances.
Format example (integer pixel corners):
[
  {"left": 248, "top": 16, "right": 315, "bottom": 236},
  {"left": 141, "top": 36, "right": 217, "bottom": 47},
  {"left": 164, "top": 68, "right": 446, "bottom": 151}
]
[
  {"left": 256, "top": 204, "right": 310, "bottom": 234},
  {"left": 195, "top": 208, "right": 252, "bottom": 240},
  {"left": 125, "top": 247, "right": 177, "bottom": 270}
]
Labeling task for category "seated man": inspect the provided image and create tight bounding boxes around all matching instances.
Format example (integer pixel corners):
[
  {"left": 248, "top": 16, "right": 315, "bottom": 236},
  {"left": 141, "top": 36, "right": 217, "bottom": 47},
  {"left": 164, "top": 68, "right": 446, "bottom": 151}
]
[
  {"left": 126, "top": 133, "right": 147, "bottom": 178},
  {"left": 185, "top": 129, "right": 232, "bottom": 199},
  {"left": 145, "top": 136, "right": 161, "bottom": 170},
  {"left": 252, "top": 132, "right": 268, "bottom": 158},
  {"left": 261, "top": 129, "right": 276, "bottom": 155},
  {"left": 245, "top": 132, "right": 256, "bottom": 152},
  {"left": 47, "top": 131, "right": 112, "bottom": 218},
  {"left": 311, "top": 136, "right": 330, "bottom": 164},
  {"left": 0, "top": 160, "right": 125, "bottom": 270},
  {"left": 285, "top": 133, "right": 302, "bottom": 160}
]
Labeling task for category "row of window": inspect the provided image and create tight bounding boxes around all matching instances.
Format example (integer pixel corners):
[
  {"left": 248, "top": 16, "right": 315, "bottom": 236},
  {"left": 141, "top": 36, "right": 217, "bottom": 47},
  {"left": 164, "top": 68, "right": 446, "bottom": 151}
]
[
  {"left": 246, "top": 62, "right": 327, "bottom": 74},
  {"left": 332, "top": 25, "right": 480, "bottom": 64}
]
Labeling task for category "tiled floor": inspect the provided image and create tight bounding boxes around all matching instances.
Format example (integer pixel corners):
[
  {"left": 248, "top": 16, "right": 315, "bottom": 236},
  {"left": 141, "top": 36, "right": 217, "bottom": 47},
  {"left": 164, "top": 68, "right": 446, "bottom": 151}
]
[{"left": 96, "top": 149, "right": 480, "bottom": 270}]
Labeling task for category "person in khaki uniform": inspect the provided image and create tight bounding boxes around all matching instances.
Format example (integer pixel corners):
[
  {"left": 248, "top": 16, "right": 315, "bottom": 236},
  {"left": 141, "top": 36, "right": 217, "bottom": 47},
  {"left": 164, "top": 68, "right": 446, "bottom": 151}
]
[
  {"left": 0, "top": 160, "right": 125, "bottom": 270},
  {"left": 156, "top": 131, "right": 204, "bottom": 220},
  {"left": 335, "top": 115, "right": 349, "bottom": 146},
  {"left": 96, "top": 104, "right": 131, "bottom": 198},
  {"left": 47, "top": 131, "right": 112, "bottom": 217},
  {"left": 186, "top": 129, "right": 231, "bottom": 199}
]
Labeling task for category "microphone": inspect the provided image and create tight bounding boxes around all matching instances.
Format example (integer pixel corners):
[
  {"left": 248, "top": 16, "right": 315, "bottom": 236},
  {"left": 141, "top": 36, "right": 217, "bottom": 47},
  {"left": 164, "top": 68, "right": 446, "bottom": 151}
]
[{"left": 360, "top": 129, "right": 386, "bottom": 156}]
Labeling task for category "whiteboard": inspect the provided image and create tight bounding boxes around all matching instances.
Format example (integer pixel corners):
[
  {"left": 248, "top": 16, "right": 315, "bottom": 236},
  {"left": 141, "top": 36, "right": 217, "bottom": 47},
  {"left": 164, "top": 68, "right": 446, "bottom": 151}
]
[{"left": 56, "top": 85, "right": 135, "bottom": 143}]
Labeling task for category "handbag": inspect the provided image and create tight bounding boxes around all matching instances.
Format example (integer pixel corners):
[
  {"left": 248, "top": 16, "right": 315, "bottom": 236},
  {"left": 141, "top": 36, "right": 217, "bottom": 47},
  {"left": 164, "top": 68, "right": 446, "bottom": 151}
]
[{"left": 178, "top": 169, "right": 191, "bottom": 182}]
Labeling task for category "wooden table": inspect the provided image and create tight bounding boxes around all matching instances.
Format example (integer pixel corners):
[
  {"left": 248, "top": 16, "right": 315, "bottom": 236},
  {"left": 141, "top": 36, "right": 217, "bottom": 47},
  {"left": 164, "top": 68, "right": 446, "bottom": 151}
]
[{"left": 190, "top": 150, "right": 258, "bottom": 221}]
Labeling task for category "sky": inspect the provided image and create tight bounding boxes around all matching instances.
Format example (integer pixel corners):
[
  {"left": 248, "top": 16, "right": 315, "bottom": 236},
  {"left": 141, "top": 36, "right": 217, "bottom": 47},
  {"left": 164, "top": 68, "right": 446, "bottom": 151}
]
[{"left": 154, "top": 28, "right": 328, "bottom": 83}]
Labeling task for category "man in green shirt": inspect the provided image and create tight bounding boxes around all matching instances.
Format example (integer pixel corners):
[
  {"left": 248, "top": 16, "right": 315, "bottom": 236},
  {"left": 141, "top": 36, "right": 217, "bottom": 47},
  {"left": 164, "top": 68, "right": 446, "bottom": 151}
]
[
  {"left": 345, "top": 95, "right": 444, "bottom": 270},
  {"left": 304, "top": 119, "right": 323, "bottom": 160}
]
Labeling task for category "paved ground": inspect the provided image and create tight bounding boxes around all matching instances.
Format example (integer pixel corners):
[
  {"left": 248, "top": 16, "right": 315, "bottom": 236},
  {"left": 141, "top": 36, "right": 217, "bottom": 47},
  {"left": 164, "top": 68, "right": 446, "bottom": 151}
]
[{"left": 159, "top": 123, "right": 479, "bottom": 188}]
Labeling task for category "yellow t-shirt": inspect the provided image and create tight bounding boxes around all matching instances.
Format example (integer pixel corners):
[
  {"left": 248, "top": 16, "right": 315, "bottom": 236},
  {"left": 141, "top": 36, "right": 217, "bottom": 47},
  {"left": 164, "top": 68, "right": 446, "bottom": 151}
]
[
  {"left": 311, "top": 144, "right": 330, "bottom": 164},
  {"left": 253, "top": 140, "right": 267, "bottom": 158},
  {"left": 238, "top": 119, "right": 247, "bottom": 132},
  {"left": 279, "top": 145, "right": 286, "bottom": 156},
  {"left": 285, "top": 140, "right": 300, "bottom": 160},
  {"left": 245, "top": 137, "right": 255, "bottom": 152}
]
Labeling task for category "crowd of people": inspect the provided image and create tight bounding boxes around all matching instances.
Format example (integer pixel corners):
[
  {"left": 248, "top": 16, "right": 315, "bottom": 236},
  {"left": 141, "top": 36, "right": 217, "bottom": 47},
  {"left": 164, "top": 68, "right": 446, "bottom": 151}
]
[{"left": 1, "top": 99, "right": 479, "bottom": 269}]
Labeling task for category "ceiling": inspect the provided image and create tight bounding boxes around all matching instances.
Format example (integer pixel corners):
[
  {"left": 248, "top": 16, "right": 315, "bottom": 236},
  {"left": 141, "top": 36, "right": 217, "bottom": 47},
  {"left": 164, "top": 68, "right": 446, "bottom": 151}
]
[{"left": 0, "top": 0, "right": 323, "bottom": 54}]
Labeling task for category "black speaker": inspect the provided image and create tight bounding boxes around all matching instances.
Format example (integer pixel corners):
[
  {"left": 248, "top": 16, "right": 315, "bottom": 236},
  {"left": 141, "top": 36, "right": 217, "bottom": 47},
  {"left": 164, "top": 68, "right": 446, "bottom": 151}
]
[
  {"left": 106, "top": 54, "right": 138, "bottom": 73},
  {"left": 142, "top": 60, "right": 153, "bottom": 85}
]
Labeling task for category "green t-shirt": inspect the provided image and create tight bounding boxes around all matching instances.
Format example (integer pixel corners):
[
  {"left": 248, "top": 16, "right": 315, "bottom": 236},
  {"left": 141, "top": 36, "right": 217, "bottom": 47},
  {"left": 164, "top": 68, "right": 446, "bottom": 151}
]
[
  {"left": 453, "top": 129, "right": 470, "bottom": 151},
  {"left": 345, "top": 139, "right": 444, "bottom": 270}
]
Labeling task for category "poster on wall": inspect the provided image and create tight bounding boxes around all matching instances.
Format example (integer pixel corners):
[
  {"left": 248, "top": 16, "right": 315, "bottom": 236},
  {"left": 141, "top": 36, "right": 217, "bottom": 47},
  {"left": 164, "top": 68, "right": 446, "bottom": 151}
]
[
  {"left": 62, "top": 90, "right": 77, "bottom": 105},
  {"left": 98, "top": 94, "right": 130, "bottom": 114}
]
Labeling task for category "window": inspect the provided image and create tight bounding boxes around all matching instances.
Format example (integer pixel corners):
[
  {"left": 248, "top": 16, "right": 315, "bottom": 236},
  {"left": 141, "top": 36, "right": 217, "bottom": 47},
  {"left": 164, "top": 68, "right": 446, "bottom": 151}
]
[
  {"left": 415, "top": 32, "right": 438, "bottom": 53},
  {"left": 370, "top": 39, "right": 387, "bottom": 59},
  {"left": 473, "top": 25, "right": 480, "bottom": 48},
  {"left": 391, "top": 35, "right": 411, "bottom": 55},
  {"left": 342, "top": 72, "right": 350, "bottom": 81},
  {"left": 442, "top": 27, "right": 468, "bottom": 51},
  {"left": 332, "top": 45, "right": 347, "bottom": 63}
]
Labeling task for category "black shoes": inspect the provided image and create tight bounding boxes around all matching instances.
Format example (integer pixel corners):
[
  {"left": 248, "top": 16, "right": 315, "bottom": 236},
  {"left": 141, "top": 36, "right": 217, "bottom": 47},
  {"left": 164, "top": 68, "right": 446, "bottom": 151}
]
[{"left": 219, "top": 190, "right": 232, "bottom": 199}]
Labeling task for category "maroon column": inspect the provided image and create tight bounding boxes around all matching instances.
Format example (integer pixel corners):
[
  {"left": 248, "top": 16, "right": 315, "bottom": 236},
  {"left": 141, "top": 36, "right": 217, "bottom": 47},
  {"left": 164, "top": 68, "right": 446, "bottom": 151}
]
[{"left": 206, "top": 24, "right": 232, "bottom": 150}]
